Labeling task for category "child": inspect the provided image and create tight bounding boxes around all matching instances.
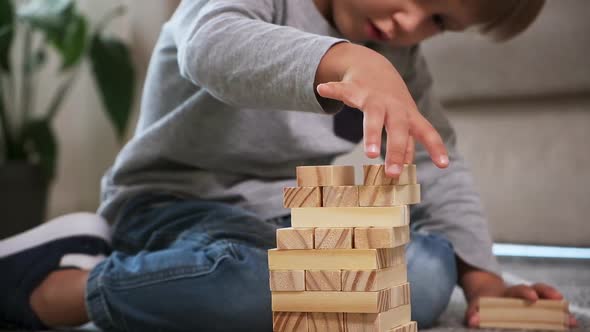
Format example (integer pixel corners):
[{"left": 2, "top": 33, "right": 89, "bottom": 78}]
[{"left": 1, "top": 0, "right": 577, "bottom": 330}]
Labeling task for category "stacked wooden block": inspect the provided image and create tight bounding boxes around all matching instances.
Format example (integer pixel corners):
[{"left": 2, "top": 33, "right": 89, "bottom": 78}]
[
  {"left": 269, "top": 164, "right": 420, "bottom": 332},
  {"left": 479, "top": 297, "right": 571, "bottom": 331}
]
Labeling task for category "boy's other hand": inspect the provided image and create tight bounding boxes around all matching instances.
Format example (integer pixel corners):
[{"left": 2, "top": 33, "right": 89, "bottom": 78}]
[
  {"left": 465, "top": 283, "right": 578, "bottom": 329},
  {"left": 315, "top": 43, "right": 448, "bottom": 178}
]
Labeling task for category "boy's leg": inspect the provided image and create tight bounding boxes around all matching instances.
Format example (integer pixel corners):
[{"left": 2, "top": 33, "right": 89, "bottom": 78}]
[
  {"left": 85, "top": 194, "right": 279, "bottom": 332},
  {"left": 407, "top": 231, "right": 458, "bottom": 329}
]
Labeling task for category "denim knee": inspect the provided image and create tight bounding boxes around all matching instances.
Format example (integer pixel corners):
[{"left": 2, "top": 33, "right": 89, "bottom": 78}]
[{"left": 406, "top": 232, "right": 457, "bottom": 329}]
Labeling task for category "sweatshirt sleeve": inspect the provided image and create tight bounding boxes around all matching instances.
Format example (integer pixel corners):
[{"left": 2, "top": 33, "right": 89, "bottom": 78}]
[
  {"left": 170, "top": 0, "right": 347, "bottom": 113},
  {"left": 379, "top": 44, "right": 502, "bottom": 277}
]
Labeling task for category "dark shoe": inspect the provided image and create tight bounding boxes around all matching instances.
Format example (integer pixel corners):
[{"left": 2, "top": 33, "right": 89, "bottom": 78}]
[{"left": 0, "top": 213, "right": 111, "bottom": 330}]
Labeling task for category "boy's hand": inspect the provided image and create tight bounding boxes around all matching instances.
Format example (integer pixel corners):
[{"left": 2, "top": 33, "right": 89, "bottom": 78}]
[
  {"left": 465, "top": 283, "right": 578, "bottom": 328},
  {"left": 315, "top": 43, "right": 448, "bottom": 177}
]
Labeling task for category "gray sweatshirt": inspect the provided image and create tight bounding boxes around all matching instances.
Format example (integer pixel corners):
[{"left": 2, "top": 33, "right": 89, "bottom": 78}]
[{"left": 99, "top": 0, "right": 501, "bottom": 275}]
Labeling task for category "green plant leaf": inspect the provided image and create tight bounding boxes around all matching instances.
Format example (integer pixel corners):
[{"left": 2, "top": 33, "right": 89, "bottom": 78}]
[
  {"left": 52, "top": 14, "right": 87, "bottom": 69},
  {"left": 89, "top": 35, "right": 134, "bottom": 140},
  {"left": 17, "top": 0, "right": 74, "bottom": 34},
  {"left": 0, "top": 0, "right": 14, "bottom": 71},
  {"left": 21, "top": 118, "right": 57, "bottom": 180}
]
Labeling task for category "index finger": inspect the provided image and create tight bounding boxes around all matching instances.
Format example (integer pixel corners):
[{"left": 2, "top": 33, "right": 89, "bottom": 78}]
[{"left": 408, "top": 110, "right": 449, "bottom": 168}]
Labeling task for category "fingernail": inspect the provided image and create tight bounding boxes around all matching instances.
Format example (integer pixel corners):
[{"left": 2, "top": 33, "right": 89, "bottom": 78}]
[
  {"left": 439, "top": 155, "right": 449, "bottom": 166},
  {"left": 366, "top": 144, "right": 379, "bottom": 154},
  {"left": 387, "top": 164, "right": 402, "bottom": 175}
]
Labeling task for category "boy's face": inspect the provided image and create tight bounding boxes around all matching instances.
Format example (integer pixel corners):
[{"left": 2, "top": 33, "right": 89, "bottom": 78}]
[{"left": 316, "top": 0, "right": 482, "bottom": 46}]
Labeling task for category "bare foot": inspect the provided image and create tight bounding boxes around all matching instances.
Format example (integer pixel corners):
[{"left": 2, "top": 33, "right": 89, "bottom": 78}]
[{"left": 30, "top": 269, "right": 90, "bottom": 327}]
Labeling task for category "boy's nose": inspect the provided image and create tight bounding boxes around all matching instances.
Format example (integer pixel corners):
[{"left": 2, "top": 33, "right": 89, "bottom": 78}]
[
  {"left": 393, "top": 9, "right": 429, "bottom": 33},
  {"left": 372, "top": 17, "right": 394, "bottom": 40}
]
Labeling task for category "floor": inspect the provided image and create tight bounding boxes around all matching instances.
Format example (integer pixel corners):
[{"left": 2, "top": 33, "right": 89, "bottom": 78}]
[{"left": 3, "top": 256, "right": 589, "bottom": 331}]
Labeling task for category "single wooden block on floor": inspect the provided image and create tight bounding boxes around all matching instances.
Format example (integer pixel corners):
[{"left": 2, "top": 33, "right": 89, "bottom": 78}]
[
  {"left": 306, "top": 270, "right": 342, "bottom": 291},
  {"left": 479, "top": 297, "right": 570, "bottom": 331},
  {"left": 308, "top": 312, "right": 345, "bottom": 331},
  {"left": 358, "top": 184, "right": 421, "bottom": 207},
  {"left": 388, "top": 321, "right": 417, "bottom": 332},
  {"left": 315, "top": 227, "right": 353, "bottom": 249},
  {"left": 296, "top": 165, "right": 355, "bottom": 187},
  {"left": 354, "top": 225, "right": 410, "bottom": 249},
  {"left": 276, "top": 227, "right": 314, "bottom": 249},
  {"left": 283, "top": 186, "right": 322, "bottom": 208},
  {"left": 268, "top": 247, "right": 405, "bottom": 270},
  {"left": 273, "top": 312, "right": 308, "bottom": 332},
  {"left": 272, "top": 283, "right": 410, "bottom": 313},
  {"left": 291, "top": 206, "right": 408, "bottom": 228},
  {"left": 269, "top": 270, "right": 305, "bottom": 291},
  {"left": 363, "top": 164, "right": 417, "bottom": 186},
  {"left": 342, "top": 264, "right": 407, "bottom": 292},
  {"left": 322, "top": 185, "right": 359, "bottom": 207},
  {"left": 344, "top": 304, "right": 411, "bottom": 332}
]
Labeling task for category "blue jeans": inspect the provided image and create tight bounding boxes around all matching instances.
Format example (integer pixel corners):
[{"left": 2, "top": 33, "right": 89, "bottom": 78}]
[{"left": 86, "top": 194, "right": 457, "bottom": 331}]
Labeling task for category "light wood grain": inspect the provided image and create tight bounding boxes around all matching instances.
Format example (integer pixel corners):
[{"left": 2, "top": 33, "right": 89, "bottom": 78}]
[
  {"left": 273, "top": 312, "right": 308, "bottom": 332},
  {"left": 342, "top": 264, "right": 407, "bottom": 292},
  {"left": 479, "top": 321, "right": 567, "bottom": 331},
  {"left": 308, "top": 312, "right": 345, "bottom": 331},
  {"left": 268, "top": 247, "right": 405, "bottom": 270},
  {"left": 343, "top": 305, "right": 411, "bottom": 332},
  {"left": 296, "top": 165, "right": 355, "bottom": 187},
  {"left": 271, "top": 283, "right": 410, "bottom": 313},
  {"left": 358, "top": 185, "right": 421, "bottom": 207},
  {"left": 276, "top": 227, "right": 314, "bottom": 249},
  {"left": 363, "top": 164, "right": 417, "bottom": 186},
  {"left": 479, "top": 297, "right": 569, "bottom": 311},
  {"left": 306, "top": 270, "right": 342, "bottom": 291},
  {"left": 291, "top": 206, "right": 408, "bottom": 228},
  {"left": 269, "top": 270, "right": 305, "bottom": 291},
  {"left": 354, "top": 226, "right": 410, "bottom": 249},
  {"left": 388, "top": 321, "right": 417, "bottom": 332},
  {"left": 322, "top": 186, "right": 359, "bottom": 207},
  {"left": 283, "top": 186, "right": 322, "bottom": 208},
  {"left": 315, "top": 227, "right": 353, "bottom": 249}
]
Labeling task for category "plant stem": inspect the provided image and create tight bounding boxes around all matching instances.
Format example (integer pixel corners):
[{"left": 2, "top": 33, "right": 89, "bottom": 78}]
[
  {"left": 0, "top": 73, "right": 12, "bottom": 161},
  {"left": 20, "top": 26, "right": 33, "bottom": 130},
  {"left": 46, "top": 70, "right": 79, "bottom": 121}
]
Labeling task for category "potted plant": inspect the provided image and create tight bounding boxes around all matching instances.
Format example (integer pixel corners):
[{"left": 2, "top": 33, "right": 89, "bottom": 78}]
[{"left": 0, "top": 0, "right": 134, "bottom": 238}]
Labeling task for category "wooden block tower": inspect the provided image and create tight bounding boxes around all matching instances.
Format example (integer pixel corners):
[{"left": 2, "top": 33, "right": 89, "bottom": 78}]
[{"left": 269, "top": 164, "right": 420, "bottom": 332}]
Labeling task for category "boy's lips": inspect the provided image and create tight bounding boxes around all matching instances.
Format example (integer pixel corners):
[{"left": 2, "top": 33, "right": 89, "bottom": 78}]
[{"left": 366, "top": 20, "right": 391, "bottom": 42}]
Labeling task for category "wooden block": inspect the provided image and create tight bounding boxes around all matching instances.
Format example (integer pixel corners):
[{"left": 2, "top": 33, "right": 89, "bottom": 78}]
[
  {"left": 354, "top": 225, "right": 410, "bottom": 249},
  {"left": 297, "top": 165, "right": 355, "bottom": 187},
  {"left": 306, "top": 270, "right": 342, "bottom": 291},
  {"left": 271, "top": 283, "right": 410, "bottom": 313},
  {"left": 343, "top": 305, "right": 411, "bottom": 332},
  {"left": 291, "top": 207, "right": 408, "bottom": 228},
  {"left": 322, "top": 186, "right": 359, "bottom": 207},
  {"left": 315, "top": 227, "right": 353, "bottom": 249},
  {"left": 358, "top": 185, "right": 421, "bottom": 207},
  {"left": 342, "top": 264, "right": 407, "bottom": 292},
  {"left": 479, "top": 297, "right": 570, "bottom": 331},
  {"left": 308, "top": 312, "right": 345, "bottom": 332},
  {"left": 479, "top": 297, "right": 569, "bottom": 311},
  {"left": 363, "top": 164, "right": 416, "bottom": 186},
  {"left": 479, "top": 321, "right": 567, "bottom": 331},
  {"left": 269, "top": 270, "right": 305, "bottom": 291},
  {"left": 276, "top": 227, "right": 314, "bottom": 249},
  {"left": 268, "top": 247, "right": 405, "bottom": 270},
  {"left": 283, "top": 186, "right": 322, "bottom": 208},
  {"left": 273, "top": 312, "right": 308, "bottom": 332},
  {"left": 388, "top": 321, "right": 417, "bottom": 332}
]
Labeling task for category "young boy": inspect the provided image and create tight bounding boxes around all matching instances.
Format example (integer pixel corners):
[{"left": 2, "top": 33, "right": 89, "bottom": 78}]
[{"left": 1, "top": 0, "right": 578, "bottom": 330}]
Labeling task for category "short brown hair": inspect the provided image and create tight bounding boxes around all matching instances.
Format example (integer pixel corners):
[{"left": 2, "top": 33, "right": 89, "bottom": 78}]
[{"left": 475, "top": 0, "right": 546, "bottom": 42}]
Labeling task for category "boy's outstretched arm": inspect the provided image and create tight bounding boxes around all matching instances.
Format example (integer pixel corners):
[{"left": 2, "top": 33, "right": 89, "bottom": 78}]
[{"left": 171, "top": 0, "right": 448, "bottom": 175}]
